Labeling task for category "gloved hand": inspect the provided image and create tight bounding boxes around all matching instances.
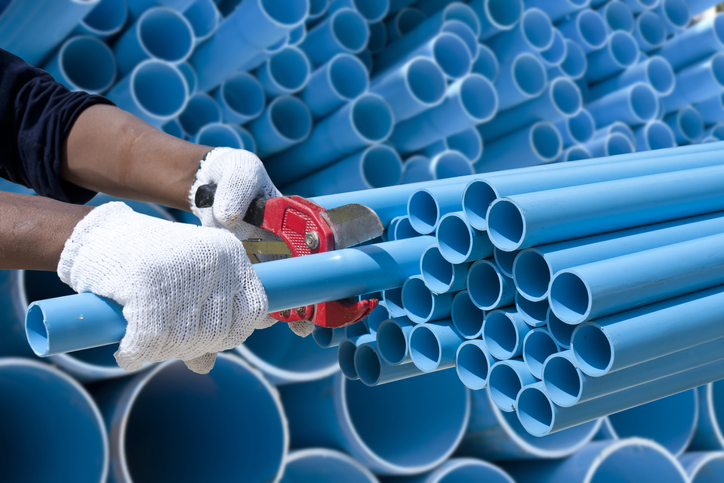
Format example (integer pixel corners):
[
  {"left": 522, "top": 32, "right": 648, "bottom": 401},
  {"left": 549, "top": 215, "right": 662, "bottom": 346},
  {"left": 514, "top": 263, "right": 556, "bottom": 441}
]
[
  {"left": 58, "top": 202, "right": 270, "bottom": 374},
  {"left": 190, "top": 147, "right": 314, "bottom": 338}
]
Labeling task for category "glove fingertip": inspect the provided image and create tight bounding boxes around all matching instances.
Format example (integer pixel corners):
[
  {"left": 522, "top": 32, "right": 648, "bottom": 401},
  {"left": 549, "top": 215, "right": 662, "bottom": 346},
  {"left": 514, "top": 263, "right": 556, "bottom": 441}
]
[
  {"left": 184, "top": 352, "right": 217, "bottom": 374},
  {"left": 288, "top": 321, "right": 314, "bottom": 338}
]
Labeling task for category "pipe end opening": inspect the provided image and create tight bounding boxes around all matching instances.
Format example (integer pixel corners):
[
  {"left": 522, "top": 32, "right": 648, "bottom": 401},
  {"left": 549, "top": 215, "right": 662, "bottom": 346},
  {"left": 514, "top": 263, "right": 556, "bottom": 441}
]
[
  {"left": 571, "top": 324, "right": 613, "bottom": 376},
  {"left": 462, "top": 180, "right": 497, "bottom": 230},
  {"left": 517, "top": 385, "right": 554, "bottom": 436},
  {"left": 483, "top": 312, "right": 518, "bottom": 360},
  {"left": 487, "top": 200, "right": 525, "bottom": 252},
  {"left": 409, "top": 326, "right": 441, "bottom": 372},
  {"left": 355, "top": 344, "right": 382, "bottom": 386},
  {"left": 456, "top": 342, "right": 491, "bottom": 389},
  {"left": 377, "top": 321, "right": 407, "bottom": 365},
  {"left": 543, "top": 355, "right": 582, "bottom": 407},
  {"left": 25, "top": 304, "right": 50, "bottom": 357}
]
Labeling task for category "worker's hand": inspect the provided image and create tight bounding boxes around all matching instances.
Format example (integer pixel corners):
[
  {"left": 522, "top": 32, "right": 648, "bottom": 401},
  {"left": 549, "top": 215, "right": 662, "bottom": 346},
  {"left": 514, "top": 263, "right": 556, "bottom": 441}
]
[
  {"left": 190, "top": 147, "right": 314, "bottom": 338},
  {"left": 58, "top": 202, "right": 271, "bottom": 374}
]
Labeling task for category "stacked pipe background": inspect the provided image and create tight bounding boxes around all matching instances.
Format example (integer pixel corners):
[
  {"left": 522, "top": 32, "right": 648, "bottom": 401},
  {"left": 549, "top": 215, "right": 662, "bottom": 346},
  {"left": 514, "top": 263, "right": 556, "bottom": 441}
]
[{"left": 5, "top": 0, "right": 724, "bottom": 481}]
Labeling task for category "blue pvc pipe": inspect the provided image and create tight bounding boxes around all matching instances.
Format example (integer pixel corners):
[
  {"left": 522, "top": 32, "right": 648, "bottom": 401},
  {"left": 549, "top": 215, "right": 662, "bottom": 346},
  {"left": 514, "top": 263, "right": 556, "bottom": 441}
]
[
  {"left": 113, "top": 7, "right": 194, "bottom": 76},
  {"left": 401, "top": 276, "right": 454, "bottom": 324},
  {"left": 43, "top": 35, "right": 116, "bottom": 94},
  {"left": 301, "top": 8, "right": 369, "bottom": 67},
  {"left": 586, "top": 82, "right": 657, "bottom": 128},
  {"left": 440, "top": 19, "right": 479, "bottom": 61},
  {"left": 633, "top": 10, "right": 667, "bottom": 52},
  {"left": 658, "top": 14, "right": 724, "bottom": 70},
  {"left": 0, "top": 0, "right": 100, "bottom": 66},
  {"left": 450, "top": 290, "right": 485, "bottom": 339},
  {"left": 472, "top": 43, "right": 500, "bottom": 82},
  {"left": 459, "top": 383, "right": 601, "bottom": 459},
  {"left": 377, "top": 317, "right": 414, "bottom": 365},
  {"left": 106, "top": 59, "right": 188, "bottom": 128},
  {"left": 664, "top": 53, "right": 724, "bottom": 114},
  {"left": 409, "top": 320, "right": 463, "bottom": 372},
  {"left": 230, "top": 125, "right": 256, "bottom": 153},
  {"left": 384, "top": 458, "right": 514, "bottom": 483},
  {"left": 622, "top": 0, "right": 661, "bottom": 12},
  {"left": 445, "top": 128, "right": 483, "bottom": 163},
  {"left": 584, "top": 132, "right": 635, "bottom": 157},
  {"left": 283, "top": 144, "right": 402, "bottom": 197},
  {"left": 391, "top": 216, "right": 420, "bottom": 240},
  {"left": 495, "top": 53, "right": 547, "bottom": 111},
  {"left": 242, "top": 34, "right": 290, "bottom": 73},
  {"left": 312, "top": 325, "right": 347, "bottom": 349},
  {"left": 355, "top": 341, "right": 426, "bottom": 386},
  {"left": 488, "top": 358, "right": 537, "bottom": 412},
  {"left": 280, "top": 370, "right": 469, "bottom": 475},
  {"left": 302, "top": 53, "right": 368, "bottom": 120},
  {"left": 558, "top": 8, "right": 608, "bottom": 53},
  {"left": 94, "top": 354, "right": 287, "bottom": 482},
  {"left": 126, "top": 0, "right": 194, "bottom": 18},
  {"left": 487, "top": 7, "right": 553, "bottom": 62},
  {"left": 483, "top": 310, "right": 530, "bottom": 360},
  {"left": 665, "top": 106, "right": 705, "bottom": 144},
  {"left": 247, "top": 95, "right": 312, "bottom": 157},
  {"left": 282, "top": 449, "right": 377, "bottom": 483},
  {"left": 545, "top": 308, "right": 574, "bottom": 349},
  {"left": 456, "top": 339, "right": 495, "bottom": 390},
  {"left": 338, "top": 334, "right": 374, "bottom": 380},
  {"left": 265, "top": 93, "right": 394, "bottom": 186},
  {"left": 599, "top": 0, "right": 634, "bottom": 33},
  {"left": 501, "top": 438, "right": 687, "bottom": 481},
  {"left": 386, "top": 7, "right": 426, "bottom": 44},
  {"left": 559, "top": 145, "right": 592, "bottom": 162},
  {"left": 0, "top": 358, "right": 108, "bottom": 482},
  {"left": 634, "top": 120, "right": 676, "bottom": 150},
  {"left": 477, "top": 122, "right": 562, "bottom": 172},
  {"left": 177, "top": 92, "right": 222, "bottom": 137},
  {"left": 75, "top": 0, "right": 128, "bottom": 39},
  {"left": 176, "top": 61, "right": 197, "bottom": 95},
  {"left": 585, "top": 31, "right": 638, "bottom": 83},
  {"left": 383, "top": 287, "right": 406, "bottom": 318},
  {"left": 190, "top": 0, "right": 307, "bottom": 91},
  {"left": 680, "top": 451, "right": 724, "bottom": 481},
  {"left": 538, "top": 28, "right": 567, "bottom": 68},
  {"left": 191, "top": 122, "right": 243, "bottom": 148},
  {"left": 589, "top": 55, "right": 675, "bottom": 101},
  {"left": 477, "top": 78, "right": 580, "bottom": 142},
  {"left": 706, "top": 124, "right": 724, "bottom": 140},
  {"left": 522, "top": 328, "right": 560, "bottom": 379},
  {"left": 695, "top": 93, "right": 724, "bottom": 124},
  {"left": 436, "top": 211, "right": 494, "bottom": 264},
  {"left": 408, "top": 183, "right": 467, "bottom": 235},
  {"left": 466, "top": 259, "right": 515, "bottom": 311},
  {"left": 421, "top": 245, "right": 469, "bottom": 294},
  {"left": 548, "top": 39, "right": 587, "bottom": 80},
  {"left": 657, "top": 0, "right": 691, "bottom": 35},
  {"left": 371, "top": 56, "right": 446, "bottom": 122},
  {"left": 469, "top": 0, "right": 523, "bottom": 41},
  {"left": 214, "top": 72, "right": 265, "bottom": 125},
  {"left": 402, "top": 156, "right": 435, "bottom": 184},
  {"left": 427, "top": 151, "right": 474, "bottom": 179},
  {"left": 327, "top": 0, "right": 389, "bottom": 22},
  {"left": 288, "top": 23, "right": 307, "bottom": 47},
  {"left": 183, "top": 0, "right": 219, "bottom": 43},
  {"left": 254, "top": 45, "right": 311, "bottom": 98},
  {"left": 515, "top": 292, "right": 548, "bottom": 327},
  {"left": 555, "top": 108, "right": 595, "bottom": 146},
  {"left": 690, "top": 382, "right": 724, "bottom": 451},
  {"left": 525, "top": 0, "right": 590, "bottom": 23}
]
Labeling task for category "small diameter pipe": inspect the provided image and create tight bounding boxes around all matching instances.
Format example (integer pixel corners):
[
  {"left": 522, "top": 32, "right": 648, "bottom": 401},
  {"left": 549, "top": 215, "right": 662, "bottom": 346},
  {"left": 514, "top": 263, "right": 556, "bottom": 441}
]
[
  {"left": 386, "top": 8, "right": 426, "bottom": 44},
  {"left": 254, "top": 45, "right": 311, "bottom": 98},
  {"left": 113, "top": 7, "right": 194, "bottom": 77},
  {"left": 401, "top": 276, "right": 454, "bottom": 324},
  {"left": 429, "top": 151, "right": 475, "bottom": 179},
  {"left": 183, "top": 0, "right": 219, "bottom": 43},
  {"left": 633, "top": 10, "right": 667, "bottom": 52},
  {"left": 515, "top": 292, "right": 549, "bottom": 328},
  {"left": 487, "top": 8, "right": 553, "bottom": 62},
  {"left": 265, "top": 93, "right": 394, "bottom": 186},
  {"left": 338, "top": 334, "right": 375, "bottom": 380},
  {"left": 190, "top": 0, "right": 307, "bottom": 91},
  {"left": 549, "top": 232, "right": 724, "bottom": 325},
  {"left": 243, "top": 34, "right": 290, "bottom": 73},
  {"left": 282, "top": 449, "right": 377, "bottom": 483},
  {"left": 558, "top": 9, "right": 608, "bottom": 53},
  {"left": 555, "top": 109, "right": 595, "bottom": 147},
  {"left": 43, "top": 35, "right": 117, "bottom": 94},
  {"left": 501, "top": 438, "right": 687, "bottom": 482},
  {"left": 690, "top": 382, "right": 724, "bottom": 451},
  {"left": 477, "top": 77, "right": 580, "bottom": 142},
  {"left": 177, "top": 62, "right": 197, "bottom": 95},
  {"left": 538, "top": 28, "right": 567, "bottom": 68},
  {"left": 355, "top": 341, "right": 426, "bottom": 386},
  {"left": 584, "top": 31, "right": 638, "bottom": 84},
  {"left": 383, "top": 287, "right": 406, "bottom": 318},
  {"left": 472, "top": 43, "right": 500, "bottom": 82},
  {"left": 477, "top": 122, "right": 562, "bottom": 172},
  {"left": 525, "top": 0, "right": 590, "bottom": 22},
  {"left": 279, "top": 370, "right": 469, "bottom": 475},
  {"left": 680, "top": 451, "right": 724, "bottom": 482},
  {"left": 75, "top": 0, "right": 128, "bottom": 39},
  {"left": 301, "top": 8, "right": 369, "bottom": 67},
  {"left": 421, "top": 245, "right": 469, "bottom": 294},
  {"left": 495, "top": 53, "right": 547, "bottom": 111},
  {"left": 523, "top": 328, "right": 560, "bottom": 379},
  {"left": 560, "top": 145, "right": 592, "bottom": 162},
  {"left": 214, "top": 72, "right": 266, "bottom": 125},
  {"left": 665, "top": 107, "right": 705, "bottom": 144},
  {"left": 366, "top": 303, "right": 390, "bottom": 335},
  {"left": 283, "top": 144, "right": 402, "bottom": 197},
  {"left": 659, "top": 14, "right": 724, "bottom": 70},
  {"left": 584, "top": 132, "right": 635, "bottom": 158},
  {"left": 302, "top": 53, "right": 368, "bottom": 120},
  {"left": 571, "top": 284, "right": 724, "bottom": 374},
  {"left": 106, "top": 60, "right": 188, "bottom": 128},
  {"left": 407, "top": 183, "right": 466, "bottom": 235},
  {"left": 546, "top": 308, "right": 575, "bottom": 349},
  {"left": 424, "top": 129, "right": 483, "bottom": 164},
  {"left": 494, "top": 248, "right": 518, "bottom": 278},
  {"left": 483, "top": 310, "right": 530, "bottom": 360},
  {"left": 599, "top": 0, "right": 634, "bottom": 33},
  {"left": 664, "top": 53, "right": 724, "bottom": 114},
  {"left": 657, "top": 0, "right": 691, "bottom": 35},
  {"left": 695, "top": 93, "right": 724, "bottom": 125},
  {"left": 451, "top": 290, "right": 485, "bottom": 339},
  {"left": 327, "top": 0, "right": 389, "bottom": 23},
  {"left": 312, "top": 326, "right": 347, "bottom": 349},
  {"left": 586, "top": 82, "right": 657, "bottom": 128},
  {"left": 0, "top": 358, "right": 108, "bottom": 482},
  {"left": 377, "top": 317, "right": 415, "bottom": 365},
  {"left": 589, "top": 55, "right": 675, "bottom": 101},
  {"left": 177, "top": 92, "right": 222, "bottom": 137},
  {"left": 409, "top": 320, "right": 463, "bottom": 372},
  {"left": 466, "top": 259, "right": 515, "bottom": 311},
  {"left": 192, "top": 122, "right": 243, "bottom": 148},
  {"left": 391, "top": 74, "right": 497, "bottom": 154},
  {"left": 371, "top": 56, "right": 446, "bottom": 122},
  {"left": 634, "top": 120, "right": 677, "bottom": 151},
  {"left": 247, "top": 95, "right": 312, "bottom": 157},
  {"left": 548, "top": 39, "right": 587, "bottom": 80},
  {"left": 470, "top": 0, "right": 523, "bottom": 41},
  {"left": 384, "top": 458, "right": 514, "bottom": 483},
  {"left": 391, "top": 217, "right": 419, "bottom": 241},
  {"left": 436, "top": 212, "right": 494, "bottom": 264},
  {"left": 488, "top": 359, "right": 537, "bottom": 412},
  {"left": 94, "top": 354, "right": 287, "bottom": 482},
  {"left": 456, "top": 340, "right": 496, "bottom": 390},
  {"left": 460, "top": 384, "right": 601, "bottom": 460}
]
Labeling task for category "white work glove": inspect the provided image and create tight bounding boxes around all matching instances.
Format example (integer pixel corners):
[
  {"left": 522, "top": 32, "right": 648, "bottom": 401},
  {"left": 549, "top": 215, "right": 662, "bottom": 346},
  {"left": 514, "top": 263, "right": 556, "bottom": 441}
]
[
  {"left": 190, "top": 147, "right": 314, "bottom": 338},
  {"left": 58, "top": 202, "right": 270, "bottom": 374}
]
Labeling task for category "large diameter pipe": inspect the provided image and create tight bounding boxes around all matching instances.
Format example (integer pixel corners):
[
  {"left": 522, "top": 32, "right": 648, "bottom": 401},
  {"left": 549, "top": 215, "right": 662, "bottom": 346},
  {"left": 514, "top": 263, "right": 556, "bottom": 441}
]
[
  {"left": 570, "top": 284, "right": 724, "bottom": 377},
  {"left": 282, "top": 448, "right": 377, "bottom": 483},
  {"left": 279, "top": 370, "right": 469, "bottom": 475},
  {"left": 0, "top": 358, "right": 108, "bottom": 482},
  {"left": 93, "top": 354, "right": 287, "bottom": 482},
  {"left": 486, "top": 163, "right": 724, "bottom": 252},
  {"left": 190, "top": 0, "right": 307, "bottom": 91},
  {"left": 26, "top": 237, "right": 435, "bottom": 356},
  {"left": 43, "top": 35, "right": 117, "bottom": 94}
]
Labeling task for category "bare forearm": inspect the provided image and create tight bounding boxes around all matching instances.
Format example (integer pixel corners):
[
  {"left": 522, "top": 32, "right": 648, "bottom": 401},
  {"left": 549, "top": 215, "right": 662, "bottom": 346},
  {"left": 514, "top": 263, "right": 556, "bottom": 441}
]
[
  {"left": 62, "top": 104, "right": 211, "bottom": 211},
  {"left": 0, "top": 191, "right": 92, "bottom": 270}
]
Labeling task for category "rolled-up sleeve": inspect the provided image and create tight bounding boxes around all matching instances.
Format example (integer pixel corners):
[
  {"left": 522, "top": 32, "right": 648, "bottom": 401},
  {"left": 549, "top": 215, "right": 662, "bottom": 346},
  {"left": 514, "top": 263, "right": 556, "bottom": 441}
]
[{"left": 0, "top": 47, "right": 115, "bottom": 203}]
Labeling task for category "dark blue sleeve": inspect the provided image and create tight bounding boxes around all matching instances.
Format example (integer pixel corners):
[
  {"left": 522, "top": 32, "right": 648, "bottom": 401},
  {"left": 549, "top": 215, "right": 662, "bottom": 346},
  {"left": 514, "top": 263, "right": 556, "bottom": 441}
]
[{"left": 0, "top": 47, "right": 116, "bottom": 204}]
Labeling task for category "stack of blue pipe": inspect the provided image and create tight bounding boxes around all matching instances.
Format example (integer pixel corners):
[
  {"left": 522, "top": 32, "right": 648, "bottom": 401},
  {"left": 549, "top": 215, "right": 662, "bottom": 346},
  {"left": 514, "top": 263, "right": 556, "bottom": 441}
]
[{"left": 6, "top": 0, "right": 724, "bottom": 480}]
